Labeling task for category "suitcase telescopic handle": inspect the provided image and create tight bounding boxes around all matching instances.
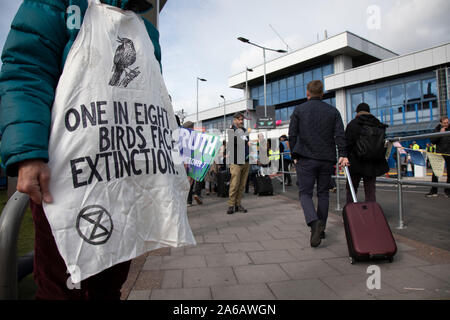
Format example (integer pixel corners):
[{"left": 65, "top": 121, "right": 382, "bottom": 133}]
[{"left": 344, "top": 166, "right": 358, "bottom": 203}]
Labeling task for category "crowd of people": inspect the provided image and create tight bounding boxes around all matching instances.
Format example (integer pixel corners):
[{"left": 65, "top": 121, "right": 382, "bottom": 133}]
[
  {"left": 184, "top": 80, "right": 389, "bottom": 249},
  {"left": 184, "top": 83, "right": 450, "bottom": 250}
]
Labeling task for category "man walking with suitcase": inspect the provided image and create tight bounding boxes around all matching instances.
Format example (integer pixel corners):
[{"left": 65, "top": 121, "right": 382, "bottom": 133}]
[{"left": 289, "top": 80, "right": 348, "bottom": 247}]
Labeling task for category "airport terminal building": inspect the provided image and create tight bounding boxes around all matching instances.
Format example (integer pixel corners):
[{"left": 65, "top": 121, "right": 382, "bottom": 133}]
[{"left": 183, "top": 31, "right": 450, "bottom": 141}]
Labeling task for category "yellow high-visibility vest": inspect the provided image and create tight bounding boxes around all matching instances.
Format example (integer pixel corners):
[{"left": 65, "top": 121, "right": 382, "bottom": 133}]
[{"left": 269, "top": 149, "right": 280, "bottom": 161}]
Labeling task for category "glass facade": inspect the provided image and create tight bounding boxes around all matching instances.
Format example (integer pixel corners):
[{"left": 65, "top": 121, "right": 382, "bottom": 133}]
[
  {"left": 202, "top": 115, "right": 234, "bottom": 132},
  {"left": 250, "top": 62, "right": 334, "bottom": 107},
  {"left": 250, "top": 61, "right": 335, "bottom": 123},
  {"left": 347, "top": 72, "right": 438, "bottom": 127},
  {"left": 275, "top": 97, "right": 336, "bottom": 122}
]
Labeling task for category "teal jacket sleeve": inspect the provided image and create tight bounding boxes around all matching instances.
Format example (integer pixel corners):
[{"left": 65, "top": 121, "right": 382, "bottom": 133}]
[
  {"left": 0, "top": 0, "right": 67, "bottom": 176},
  {"left": 142, "top": 18, "right": 162, "bottom": 73}
]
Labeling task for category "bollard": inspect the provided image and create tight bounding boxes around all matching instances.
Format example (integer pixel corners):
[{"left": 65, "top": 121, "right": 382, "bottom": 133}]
[
  {"left": 395, "top": 149, "right": 406, "bottom": 229},
  {"left": 281, "top": 153, "right": 285, "bottom": 193}
]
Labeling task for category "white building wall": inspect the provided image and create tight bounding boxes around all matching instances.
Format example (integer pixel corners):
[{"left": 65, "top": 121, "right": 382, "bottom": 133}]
[
  {"left": 325, "top": 43, "right": 450, "bottom": 91},
  {"left": 333, "top": 55, "right": 353, "bottom": 125},
  {"left": 184, "top": 98, "right": 249, "bottom": 123},
  {"left": 335, "top": 89, "right": 347, "bottom": 125},
  {"left": 334, "top": 54, "right": 353, "bottom": 73}
]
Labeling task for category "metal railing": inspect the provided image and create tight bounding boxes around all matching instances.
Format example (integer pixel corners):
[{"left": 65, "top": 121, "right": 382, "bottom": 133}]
[
  {"left": 0, "top": 192, "right": 30, "bottom": 300},
  {"left": 333, "top": 131, "right": 450, "bottom": 229},
  {"left": 270, "top": 131, "right": 450, "bottom": 230}
]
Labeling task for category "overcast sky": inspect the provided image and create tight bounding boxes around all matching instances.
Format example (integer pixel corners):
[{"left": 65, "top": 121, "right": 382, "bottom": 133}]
[{"left": 1, "top": 0, "right": 450, "bottom": 117}]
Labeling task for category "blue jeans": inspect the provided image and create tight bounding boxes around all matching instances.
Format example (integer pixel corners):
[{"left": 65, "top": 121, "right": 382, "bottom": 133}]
[{"left": 295, "top": 158, "right": 334, "bottom": 227}]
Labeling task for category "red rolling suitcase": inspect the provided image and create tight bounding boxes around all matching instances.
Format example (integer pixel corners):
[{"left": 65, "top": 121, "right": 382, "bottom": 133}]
[{"left": 342, "top": 167, "right": 397, "bottom": 264}]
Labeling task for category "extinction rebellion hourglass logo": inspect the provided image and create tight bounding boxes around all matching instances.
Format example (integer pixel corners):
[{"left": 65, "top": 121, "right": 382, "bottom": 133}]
[
  {"left": 108, "top": 36, "right": 140, "bottom": 88},
  {"left": 76, "top": 205, "right": 113, "bottom": 245}
]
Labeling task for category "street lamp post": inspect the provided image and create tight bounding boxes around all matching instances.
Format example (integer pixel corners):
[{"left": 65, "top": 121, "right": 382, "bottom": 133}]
[
  {"left": 196, "top": 77, "right": 207, "bottom": 126},
  {"left": 245, "top": 67, "right": 253, "bottom": 129},
  {"left": 237, "top": 37, "right": 287, "bottom": 117},
  {"left": 220, "top": 95, "right": 226, "bottom": 134}
]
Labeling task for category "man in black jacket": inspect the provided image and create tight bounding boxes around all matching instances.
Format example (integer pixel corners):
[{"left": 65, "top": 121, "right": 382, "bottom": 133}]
[
  {"left": 427, "top": 116, "right": 450, "bottom": 197},
  {"left": 344, "top": 103, "right": 389, "bottom": 204},
  {"left": 227, "top": 112, "right": 250, "bottom": 214},
  {"left": 289, "top": 80, "right": 348, "bottom": 248}
]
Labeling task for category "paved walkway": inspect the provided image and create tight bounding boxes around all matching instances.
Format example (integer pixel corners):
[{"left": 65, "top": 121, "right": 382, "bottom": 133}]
[{"left": 121, "top": 190, "right": 450, "bottom": 300}]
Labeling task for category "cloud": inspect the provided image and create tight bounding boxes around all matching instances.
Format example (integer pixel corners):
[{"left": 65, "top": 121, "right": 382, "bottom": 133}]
[
  {"left": 369, "top": 0, "right": 450, "bottom": 54},
  {"left": 1, "top": 0, "right": 448, "bottom": 118}
]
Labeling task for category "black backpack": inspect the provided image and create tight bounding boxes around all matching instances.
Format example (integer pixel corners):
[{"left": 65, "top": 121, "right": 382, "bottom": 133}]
[{"left": 355, "top": 124, "right": 387, "bottom": 160}]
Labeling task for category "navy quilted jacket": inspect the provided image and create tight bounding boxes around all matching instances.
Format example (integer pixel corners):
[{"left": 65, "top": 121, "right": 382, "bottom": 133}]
[
  {"left": 288, "top": 97, "right": 347, "bottom": 162},
  {"left": 0, "top": 0, "right": 161, "bottom": 176}
]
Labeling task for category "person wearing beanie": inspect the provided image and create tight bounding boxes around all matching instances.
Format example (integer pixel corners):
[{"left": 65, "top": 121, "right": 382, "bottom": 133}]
[{"left": 345, "top": 103, "right": 389, "bottom": 204}]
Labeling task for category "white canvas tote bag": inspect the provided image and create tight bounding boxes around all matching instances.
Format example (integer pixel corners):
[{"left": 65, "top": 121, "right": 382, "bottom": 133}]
[{"left": 43, "top": 0, "right": 195, "bottom": 282}]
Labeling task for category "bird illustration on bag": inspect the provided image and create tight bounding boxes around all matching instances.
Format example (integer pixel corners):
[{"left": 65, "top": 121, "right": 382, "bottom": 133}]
[{"left": 108, "top": 36, "right": 140, "bottom": 88}]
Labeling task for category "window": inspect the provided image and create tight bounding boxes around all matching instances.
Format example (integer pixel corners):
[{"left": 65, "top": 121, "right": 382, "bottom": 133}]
[
  {"left": 258, "top": 85, "right": 265, "bottom": 97},
  {"left": 304, "top": 71, "right": 312, "bottom": 84},
  {"left": 391, "top": 104, "right": 405, "bottom": 125},
  {"left": 351, "top": 93, "right": 363, "bottom": 112},
  {"left": 405, "top": 81, "right": 421, "bottom": 122},
  {"left": 271, "top": 81, "right": 279, "bottom": 95},
  {"left": 258, "top": 97, "right": 265, "bottom": 106},
  {"left": 251, "top": 87, "right": 259, "bottom": 99},
  {"left": 295, "top": 73, "right": 303, "bottom": 86},
  {"left": 276, "top": 109, "right": 281, "bottom": 121},
  {"left": 313, "top": 68, "right": 322, "bottom": 81},
  {"left": 422, "top": 100, "right": 439, "bottom": 121},
  {"left": 406, "top": 81, "right": 421, "bottom": 102},
  {"left": 280, "top": 108, "right": 288, "bottom": 121},
  {"left": 272, "top": 91, "right": 279, "bottom": 105},
  {"left": 266, "top": 92, "right": 272, "bottom": 105},
  {"left": 391, "top": 84, "right": 404, "bottom": 106},
  {"left": 279, "top": 79, "right": 287, "bottom": 91},
  {"left": 422, "top": 78, "right": 437, "bottom": 100},
  {"left": 322, "top": 64, "right": 333, "bottom": 77},
  {"left": 279, "top": 89, "right": 287, "bottom": 103},
  {"left": 364, "top": 90, "right": 377, "bottom": 116},
  {"left": 287, "top": 76, "right": 295, "bottom": 89},
  {"left": 348, "top": 74, "right": 439, "bottom": 125},
  {"left": 287, "top": 88, "right": 295, "bottom": 101},
  {"left": 296, "top": 85, "right": 305, "bottom": 100},
  {"left": 377, "top": 87, "right": 390, "bottom": 107}
]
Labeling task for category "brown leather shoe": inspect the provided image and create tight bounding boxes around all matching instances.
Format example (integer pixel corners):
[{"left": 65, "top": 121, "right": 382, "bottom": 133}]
[{"left": 193, "top": 195, "right": 203, "bottom": 205}]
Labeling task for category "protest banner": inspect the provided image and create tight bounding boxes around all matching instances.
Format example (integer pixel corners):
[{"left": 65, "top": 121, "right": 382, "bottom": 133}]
[
  {"left": 177, "top": 128, "right": 221, "bottom": 181},
  {"left": 427, "top": 153, "right": 445, "bottom": 177},
  {"left": 405, "top": 149, "right": 426, "bottom": 166},
  {"left": 385, "top": 142, "right": 393, "bottom": 160}
]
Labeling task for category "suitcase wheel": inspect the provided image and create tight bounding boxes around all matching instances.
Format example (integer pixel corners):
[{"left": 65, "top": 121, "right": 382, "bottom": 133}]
[
  {"left": 349, "top": 257, "right": 355, "bottom": 265},
  {"left": 388, "top": 257, "right": 394, "bottom": 263}
]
